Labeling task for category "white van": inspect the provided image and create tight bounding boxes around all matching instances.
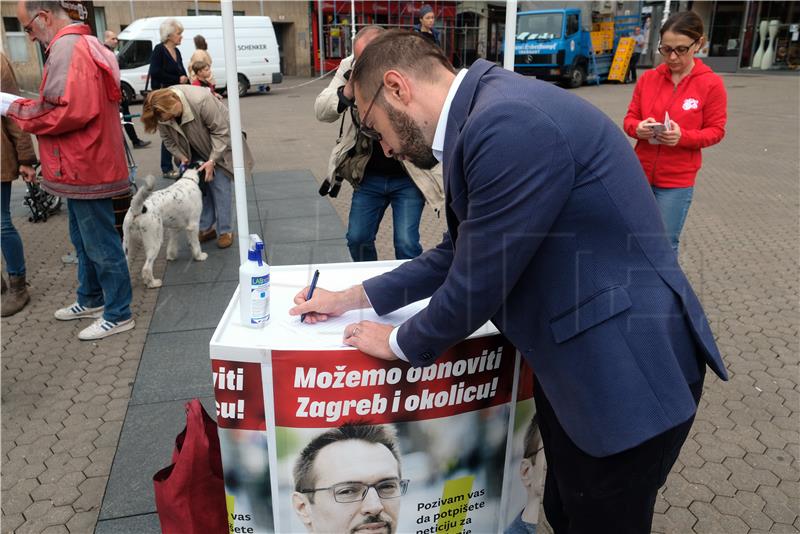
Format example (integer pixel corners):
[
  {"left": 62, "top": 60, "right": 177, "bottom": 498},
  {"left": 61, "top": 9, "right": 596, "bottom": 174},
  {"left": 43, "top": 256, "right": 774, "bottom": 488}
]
[{"left": 116, "top": 16, "right": 282, "bottom": 101}]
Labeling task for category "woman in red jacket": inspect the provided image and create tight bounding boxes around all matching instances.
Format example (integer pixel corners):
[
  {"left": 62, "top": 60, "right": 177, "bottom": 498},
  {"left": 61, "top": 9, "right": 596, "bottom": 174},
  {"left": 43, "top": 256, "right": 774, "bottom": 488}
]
[{"left": 624, "top": 11, "right": 727, "bottom": 253}]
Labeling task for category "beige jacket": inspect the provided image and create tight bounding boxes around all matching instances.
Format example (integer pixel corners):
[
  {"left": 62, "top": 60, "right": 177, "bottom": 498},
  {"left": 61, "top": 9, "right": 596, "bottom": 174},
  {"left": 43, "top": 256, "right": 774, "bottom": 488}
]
[
  {"left": 159, "top": 85, "right": 254, "bottom": 179},
  {"left": 1, "top": 53, "right": 37, "bottom": 182},
  {"left": 315, "top": 55, "right": 444, "bottom": 215}
]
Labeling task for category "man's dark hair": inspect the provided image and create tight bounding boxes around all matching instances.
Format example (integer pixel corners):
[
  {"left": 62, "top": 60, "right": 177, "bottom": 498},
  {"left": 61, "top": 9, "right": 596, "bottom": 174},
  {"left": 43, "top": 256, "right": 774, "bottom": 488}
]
[
  {"left": 660, "top": 11, "right": 704, "bottom": 41},
  {"left": 522, "top": 415, "right": 541, "bottom": 459},
  {"left": 350, "top": 29, "right": 454, "bottom": 99},
  {"left": 293, "top": 424, "right": 401, "bottom": 501}
]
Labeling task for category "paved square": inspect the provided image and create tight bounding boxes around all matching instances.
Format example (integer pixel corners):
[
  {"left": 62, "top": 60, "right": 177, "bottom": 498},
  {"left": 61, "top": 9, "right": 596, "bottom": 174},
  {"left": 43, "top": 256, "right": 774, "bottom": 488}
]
[{"left": 2, "top": 71, "right": 798, "bottom": 533}]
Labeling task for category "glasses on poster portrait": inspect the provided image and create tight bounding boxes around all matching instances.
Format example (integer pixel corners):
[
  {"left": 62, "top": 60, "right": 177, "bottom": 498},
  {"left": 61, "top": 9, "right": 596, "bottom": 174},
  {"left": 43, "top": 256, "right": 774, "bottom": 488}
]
[
  {"left": 300, "top": 478, "right": 410, "bottom": 504},
  {"left": 657, "top": 40, "right": 699, "bottom": 57},
  {"left": 24, "top": 10, "right": 47, "bottom": 34},
  {"left": 358, "top": 81, "right": 386, "bottom": 142}
]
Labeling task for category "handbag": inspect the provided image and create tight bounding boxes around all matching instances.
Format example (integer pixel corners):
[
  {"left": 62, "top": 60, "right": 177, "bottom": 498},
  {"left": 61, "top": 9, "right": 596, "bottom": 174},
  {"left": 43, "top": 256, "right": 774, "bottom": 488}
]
[{"left": 153, "top": 399, "right": 227, "bottom": 534}]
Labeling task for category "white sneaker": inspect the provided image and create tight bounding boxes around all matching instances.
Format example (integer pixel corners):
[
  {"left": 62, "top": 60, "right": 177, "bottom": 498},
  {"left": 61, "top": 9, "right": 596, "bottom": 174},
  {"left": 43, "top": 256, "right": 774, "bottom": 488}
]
[
  {"left": 78, "top": 317, "right": 135, "bottom": 341},
  {"left": 54, "top": 302, "right": 104, "bottom": 321}
]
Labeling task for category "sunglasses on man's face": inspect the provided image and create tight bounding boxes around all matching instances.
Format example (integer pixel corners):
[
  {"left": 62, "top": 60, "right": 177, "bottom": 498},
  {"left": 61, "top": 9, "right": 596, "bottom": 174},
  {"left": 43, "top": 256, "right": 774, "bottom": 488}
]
[{"left": 358, "top": 81, "right": 385, "bottom": 142}]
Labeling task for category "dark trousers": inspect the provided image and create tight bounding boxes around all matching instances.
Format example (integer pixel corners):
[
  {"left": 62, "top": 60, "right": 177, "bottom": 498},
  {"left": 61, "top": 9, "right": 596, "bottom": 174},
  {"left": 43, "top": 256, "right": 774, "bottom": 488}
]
[
  {"left": 120, "top": 99, "right": 141, "bottom": 145},
  {"left": 534, "top": 371, "right": 704, "bottom": 534},
  {"left": 628, "top": 52, "right": 641, "bottom": 82},
  {"left": 160, "top": 142, "right": 173, "bottom": 173}
]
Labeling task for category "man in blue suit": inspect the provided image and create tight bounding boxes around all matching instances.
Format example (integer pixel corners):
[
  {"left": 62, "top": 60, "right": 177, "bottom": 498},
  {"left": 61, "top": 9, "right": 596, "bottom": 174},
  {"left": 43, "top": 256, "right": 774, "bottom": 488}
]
[{"left": 291, "top": 30, "right": 727, "bottom": 532}]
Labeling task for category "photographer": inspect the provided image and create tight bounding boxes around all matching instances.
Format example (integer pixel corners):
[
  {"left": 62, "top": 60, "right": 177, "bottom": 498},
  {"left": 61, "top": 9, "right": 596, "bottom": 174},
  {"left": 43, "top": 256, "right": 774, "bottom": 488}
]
[{"left": 315, "top": 26, "right": 443, "bottom": 262}]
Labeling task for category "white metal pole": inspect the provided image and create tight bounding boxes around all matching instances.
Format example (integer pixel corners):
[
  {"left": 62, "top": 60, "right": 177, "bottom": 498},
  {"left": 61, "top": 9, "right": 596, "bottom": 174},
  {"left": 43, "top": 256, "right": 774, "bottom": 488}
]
[
  {"left": 661, "top": 0, "right": 671, "bottom": 27},
  {"left": 221, "top": 0, "right": 250, "bottom": 265},
  {"left": 260, "top": 0, "right": 264, "bottom": 17},
  {"left": 129, "top": 0, "right": 135, "bottom": 21},
  {"left": 351, "top": 0, "right": 356, "bottom": 42},
  {"left": 194, "top": 0, "right": 200, "bottom": 16},
  {"left": 503, "top": 0, "right": 517, "bottom": 71}
]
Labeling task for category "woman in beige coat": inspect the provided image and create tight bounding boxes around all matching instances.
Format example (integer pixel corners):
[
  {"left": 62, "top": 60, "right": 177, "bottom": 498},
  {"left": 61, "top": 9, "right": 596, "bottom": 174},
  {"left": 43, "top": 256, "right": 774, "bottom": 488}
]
[
  {"left": 1, "top": 53, "right": 37, "bottom": 316},
  {"left": 142, "top": 86, "right": 254, "bottom": 249}
]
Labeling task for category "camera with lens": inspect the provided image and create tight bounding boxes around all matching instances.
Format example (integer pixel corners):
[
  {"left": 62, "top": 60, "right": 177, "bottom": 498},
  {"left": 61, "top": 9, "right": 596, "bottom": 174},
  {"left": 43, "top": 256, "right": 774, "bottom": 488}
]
[{"left": 318, "top": 176, "right": 343, "bottom": 198}]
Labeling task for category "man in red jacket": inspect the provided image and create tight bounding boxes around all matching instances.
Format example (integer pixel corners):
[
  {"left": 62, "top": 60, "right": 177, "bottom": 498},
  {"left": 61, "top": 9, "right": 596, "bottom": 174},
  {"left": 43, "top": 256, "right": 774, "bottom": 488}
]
[{"left": 7, "top": 0, "right": 134, "bottom": 340}]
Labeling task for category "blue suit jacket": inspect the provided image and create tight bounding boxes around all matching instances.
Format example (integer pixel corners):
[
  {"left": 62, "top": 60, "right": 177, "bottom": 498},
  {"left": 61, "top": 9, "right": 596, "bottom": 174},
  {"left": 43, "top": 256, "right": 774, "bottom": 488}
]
[{"left": 363, "top": 60, "right": 727, "bottom": 457}]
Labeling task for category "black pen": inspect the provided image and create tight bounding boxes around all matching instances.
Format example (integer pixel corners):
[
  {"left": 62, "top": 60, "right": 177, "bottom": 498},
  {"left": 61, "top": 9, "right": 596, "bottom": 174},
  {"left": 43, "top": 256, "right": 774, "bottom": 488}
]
[{"left": 300, "top": 269, "right": 320, "bottom": 323}]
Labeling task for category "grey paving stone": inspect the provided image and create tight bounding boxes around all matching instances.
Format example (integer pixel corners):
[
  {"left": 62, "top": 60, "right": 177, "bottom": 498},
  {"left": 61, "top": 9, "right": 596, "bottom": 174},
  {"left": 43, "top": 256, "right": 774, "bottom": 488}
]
[
  {"left": 160, "top": 245, "right": 242, "bottom": 286},
  {"left": 5, "top": 74, "right": 800, "bottom": 534},
  {"left": 94, "top": 513, "right": 161, "bottom": 534},
  {"left": 130, "top": 329, "right": 216, "bottom": 405},
  {"left": 260, "top": 213, "right": 346, "bottom": 244},
  {"left": 148, "top": 281, "right": 238, "bottom": 334},
  {"left": 265, "top": 239, "right": 351, "bottom": 266},
  {"left": 253, "top": 169, "right": 317, "bottom": 185},
  {"left": 252, "top": 178, "right": 320, "bottom": 201},
  {"left": 256, "top": 196, "right": 339, "bottom": 221},
  {"left": 99, "top": 397, "right": 216, "bottom": 520}
]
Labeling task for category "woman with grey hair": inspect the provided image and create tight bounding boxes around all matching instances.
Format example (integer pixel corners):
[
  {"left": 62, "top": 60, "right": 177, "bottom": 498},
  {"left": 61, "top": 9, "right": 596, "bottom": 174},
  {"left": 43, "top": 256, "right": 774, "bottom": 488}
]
[{"left": 148, "top": 18, "right": 188, "bottom": 179}]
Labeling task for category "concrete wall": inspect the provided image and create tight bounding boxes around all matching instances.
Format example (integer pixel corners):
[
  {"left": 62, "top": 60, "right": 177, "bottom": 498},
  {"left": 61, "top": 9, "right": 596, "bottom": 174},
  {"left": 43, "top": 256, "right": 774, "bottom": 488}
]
[{"left": 1, "top": 4, "right": 44, "bottom": 93}]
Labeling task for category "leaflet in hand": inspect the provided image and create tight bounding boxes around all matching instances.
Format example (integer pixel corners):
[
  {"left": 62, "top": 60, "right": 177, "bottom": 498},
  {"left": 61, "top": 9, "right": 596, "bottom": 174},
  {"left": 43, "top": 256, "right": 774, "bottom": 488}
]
[
  {"left": 648, "top": 112, "right": 672, "bottom": 145},
  {"left": 0, "top": 92, "right": 23, "bottom": 116}
]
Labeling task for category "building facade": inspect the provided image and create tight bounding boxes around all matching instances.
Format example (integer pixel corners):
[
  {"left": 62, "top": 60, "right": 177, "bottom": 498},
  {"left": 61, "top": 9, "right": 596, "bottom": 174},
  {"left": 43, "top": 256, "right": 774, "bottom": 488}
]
[
  {"left": 1, "top": 1, "right": 313, "bottom": 92},
  {"left": 4, "top": 1, "right": 794, "bottom": 94},
  {"left": 639, "top": 1, "right": 800, "bottom": 73}
]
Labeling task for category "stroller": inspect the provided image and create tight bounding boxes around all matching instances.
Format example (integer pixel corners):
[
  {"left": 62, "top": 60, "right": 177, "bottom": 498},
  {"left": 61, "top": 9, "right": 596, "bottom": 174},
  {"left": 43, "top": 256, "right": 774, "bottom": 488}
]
[{"left": 23, "top": 168, "right": 61, "bottom": 223}]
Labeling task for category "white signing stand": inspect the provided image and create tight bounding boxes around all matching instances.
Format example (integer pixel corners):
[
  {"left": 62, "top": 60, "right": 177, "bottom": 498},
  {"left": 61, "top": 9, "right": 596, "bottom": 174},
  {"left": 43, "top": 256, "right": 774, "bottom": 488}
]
[{"left": 210, "top": 260, "right": 536, "bottom": 534}]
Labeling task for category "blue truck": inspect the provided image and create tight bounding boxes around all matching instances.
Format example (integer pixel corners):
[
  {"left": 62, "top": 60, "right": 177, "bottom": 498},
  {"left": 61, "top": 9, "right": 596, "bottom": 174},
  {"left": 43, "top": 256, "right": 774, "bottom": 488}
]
[{"left": 513, "top": 8, "right": 637, "bottom": 88}]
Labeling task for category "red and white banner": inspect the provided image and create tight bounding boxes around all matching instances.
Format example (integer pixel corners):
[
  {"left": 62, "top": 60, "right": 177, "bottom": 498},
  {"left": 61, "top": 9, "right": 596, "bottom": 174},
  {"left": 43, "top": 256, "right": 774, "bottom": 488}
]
[
  {"left": 211, "top": 360, "right": 267, "bottom": 431},
  {"left": 272, "top": 336, "right": 516, "bottom": 428}
]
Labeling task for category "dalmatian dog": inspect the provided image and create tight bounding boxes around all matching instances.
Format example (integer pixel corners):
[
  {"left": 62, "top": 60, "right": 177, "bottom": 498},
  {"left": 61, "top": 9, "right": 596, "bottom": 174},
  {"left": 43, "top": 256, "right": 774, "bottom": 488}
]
[{"left": 122, "top": 167, "right": 207, "bottom": 288}]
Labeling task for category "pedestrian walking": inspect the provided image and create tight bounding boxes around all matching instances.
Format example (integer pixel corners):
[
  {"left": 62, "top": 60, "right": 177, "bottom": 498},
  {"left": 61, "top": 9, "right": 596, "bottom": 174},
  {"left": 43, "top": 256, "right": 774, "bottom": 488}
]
[
  {"left": 1, "top": 52, "right": 36, "bottom": 317},
  {"left": 148, "top": 18, "right": 188, "bottom": 179},
  {"left": 315, "top": 25, "right": 443, "bottom": 262},
  {"left": 627, "top": 26, "right": 645, "bottom": 83},
  {"left": 624, "top": 11, "right": 727, "bottom": 252},
  {"left": 414, "top": 5, "right": 441, "bottom": 47},
  {"left": 104, "top": 30, "right": 151, "bottom": 149},
  {"left": 189, "top": 34, "right": 215, "bottom": 86},
  {"left": 8, "top": 0, "right": 134, "bottom": 340}
]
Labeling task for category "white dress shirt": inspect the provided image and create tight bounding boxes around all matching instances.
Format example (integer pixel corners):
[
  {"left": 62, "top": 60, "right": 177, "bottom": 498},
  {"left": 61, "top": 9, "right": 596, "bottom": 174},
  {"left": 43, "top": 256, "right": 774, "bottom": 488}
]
[{"left": 387, "top": 68, "right": 468, "bottom": 362}]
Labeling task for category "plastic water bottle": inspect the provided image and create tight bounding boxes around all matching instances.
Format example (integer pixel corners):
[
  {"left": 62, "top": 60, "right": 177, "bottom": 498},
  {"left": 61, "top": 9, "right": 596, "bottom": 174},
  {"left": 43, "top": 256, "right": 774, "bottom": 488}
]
[{"left": 238, "top": 234, "right": 270, "bottom": 328}]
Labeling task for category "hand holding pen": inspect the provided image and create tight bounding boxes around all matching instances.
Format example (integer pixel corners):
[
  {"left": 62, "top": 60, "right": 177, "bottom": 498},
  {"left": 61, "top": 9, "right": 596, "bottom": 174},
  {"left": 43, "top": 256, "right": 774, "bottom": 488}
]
[
  {"left": 289, "top": 283, "right": 372, "bottom": 324},
  {"left": 299, "top": 270, "right": 319, "bottom": 323}
]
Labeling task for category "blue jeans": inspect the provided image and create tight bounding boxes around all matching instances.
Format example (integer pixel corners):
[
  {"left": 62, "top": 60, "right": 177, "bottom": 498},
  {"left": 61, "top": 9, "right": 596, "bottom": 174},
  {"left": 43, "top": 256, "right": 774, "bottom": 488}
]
[
  {"left": 346, "top": 173, "right": 424, "bottom": 262},
  {"left": 161, "top": 142, "right": 173, "bottom": 174},
  {"left": 651, "top": 186, "right": 694, "bottom": 253},
  {"left": 1, "top": 181, "right": 25, "bottom": 276},
  {"left": 199, "top": 169, "right": 233, "bottom": 234},
  {"left": 67, "top": 198, "right": 132, "bottom": 322}
]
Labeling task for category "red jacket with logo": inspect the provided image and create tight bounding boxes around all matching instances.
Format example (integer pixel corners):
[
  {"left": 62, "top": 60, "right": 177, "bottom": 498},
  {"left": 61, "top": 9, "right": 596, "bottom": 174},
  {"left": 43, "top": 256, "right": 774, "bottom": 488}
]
[
  {"left": 623, "top": 59, "right": 727, "bottom": 188},
  {"left": 8, "top": 24, "right": 129, "bottom": 199}
]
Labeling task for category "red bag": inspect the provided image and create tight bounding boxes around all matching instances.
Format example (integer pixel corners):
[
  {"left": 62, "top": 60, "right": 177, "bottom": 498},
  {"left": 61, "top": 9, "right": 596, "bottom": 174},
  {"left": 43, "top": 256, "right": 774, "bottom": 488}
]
[{"left": 153, "top": 399, "right": 227, "bottom": 534}]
